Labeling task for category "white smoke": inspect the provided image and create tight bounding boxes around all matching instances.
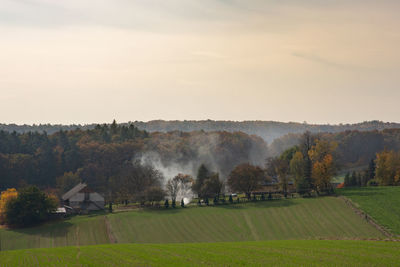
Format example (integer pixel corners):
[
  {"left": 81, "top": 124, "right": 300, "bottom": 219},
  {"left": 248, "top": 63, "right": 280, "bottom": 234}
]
[{"left": 135, "top": 151, "right": 195, "bottom": 204}]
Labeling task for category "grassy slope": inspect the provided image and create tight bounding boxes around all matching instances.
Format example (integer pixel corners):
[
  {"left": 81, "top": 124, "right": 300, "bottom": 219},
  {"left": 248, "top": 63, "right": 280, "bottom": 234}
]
[
  {"left": 108, "top": 197, "right": 383, "bottom": 243},
  {"left": 0, "top": 197, "right": 384, "bottom": 251},
  {"left": 0, "top": 215, "right": 110, "bottom": 251},
  {"left": 337, "top": 186, "right": 400, "bottom": 235},
  {"left": 1, "top": 240, "right": 400, "bottom": 267}
]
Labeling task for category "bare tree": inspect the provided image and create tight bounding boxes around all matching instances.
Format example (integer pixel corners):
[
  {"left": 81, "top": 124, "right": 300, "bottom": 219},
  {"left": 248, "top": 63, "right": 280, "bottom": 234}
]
[{"left": 166, "top": 176, "right": 180, "bottom": 204}]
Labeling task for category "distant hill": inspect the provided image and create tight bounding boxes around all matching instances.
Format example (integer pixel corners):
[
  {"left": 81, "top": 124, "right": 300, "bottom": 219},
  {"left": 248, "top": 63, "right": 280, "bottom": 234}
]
[{"left": 2, "top": 120, "right": 400, "bottom": 143}]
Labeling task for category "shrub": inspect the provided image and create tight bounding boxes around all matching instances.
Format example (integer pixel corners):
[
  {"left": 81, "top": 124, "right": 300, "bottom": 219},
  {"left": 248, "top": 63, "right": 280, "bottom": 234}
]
[
  {"left": 5, "top": 186, "right": 57, "bottom": 227},
  {"left": 367, "top": 179, "right": 379, "bottom": 186},
  {"left": 213, "top": 196, "right": 218, "bottom": 205}
]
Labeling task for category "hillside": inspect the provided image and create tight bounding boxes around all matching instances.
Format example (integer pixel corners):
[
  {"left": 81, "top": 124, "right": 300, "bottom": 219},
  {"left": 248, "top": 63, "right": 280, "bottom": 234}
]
[
  {"left": 1, "top": 120, "right": 400, "bottom": 143},
  {"left": 1, "top": 240, "right": 399, "bottom": 266},
  {"left": 337, "top": 187, "right": 400, "bottom": 235},
  {"left": 0, "top": 197, "right": 384, "bottom": 251}
]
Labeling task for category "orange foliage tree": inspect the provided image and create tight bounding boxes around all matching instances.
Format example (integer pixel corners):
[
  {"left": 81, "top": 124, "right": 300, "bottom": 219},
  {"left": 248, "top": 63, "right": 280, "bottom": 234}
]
[
  {"left": 0, "top": 188, "right": 18, "bottom": 224},
  {"left": 309, "top": 139, "right": 338, "bottom": 194},
  {"left": 312, "top": 154, "right": 335, "bottom": 193},
  {"left": 375, "top": 150, "right": 400, "bottom": 186}
]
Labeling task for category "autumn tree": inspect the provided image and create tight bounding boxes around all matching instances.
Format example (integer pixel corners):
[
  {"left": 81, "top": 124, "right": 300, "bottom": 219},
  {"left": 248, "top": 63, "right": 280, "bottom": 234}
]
[
  {"left": 309, "top": 140, "right": 338, "bottom": 194},
  {"left": 4, "top": 186, "right": 57, "bottom": 227},
  {"left": 290, "top": 151, "right": 305, "bottom": 190},
  {"left": 312, "top": 154, "right": 335, "bottom": 193},
  {"left": 228, "top": 163, "right": 264, "bottom": 200},
  {"left": 0, "top": 188, "right": 18, "bottom": 224},
  {"left": 375, "top": 150, "right": 400, "bottom": 186},
  {"left": 110, "top": 161, "right": 164, "bottom": 204},
  {"left": 298, "top": 132, "right": 316, "bottom": 195}
]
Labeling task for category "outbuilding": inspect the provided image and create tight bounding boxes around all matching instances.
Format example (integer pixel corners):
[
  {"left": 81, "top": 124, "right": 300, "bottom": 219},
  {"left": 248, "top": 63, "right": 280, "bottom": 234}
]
[{"left": 62, "top": 183, "right": 105, "bottom": 212}]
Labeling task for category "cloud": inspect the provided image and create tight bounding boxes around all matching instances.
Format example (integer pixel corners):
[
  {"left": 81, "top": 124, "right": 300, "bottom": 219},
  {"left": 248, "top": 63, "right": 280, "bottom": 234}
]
[{"left": 291, "top": 51, "right": 368, "bottom": 70}]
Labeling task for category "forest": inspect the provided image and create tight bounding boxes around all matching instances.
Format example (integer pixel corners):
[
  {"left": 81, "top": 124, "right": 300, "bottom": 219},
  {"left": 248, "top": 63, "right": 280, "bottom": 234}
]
[
  {"left": 0, "top": 121, "right": 267, "bottom": 196},
  {"left": 1, "top": 120, "right": 400, "bottom": 144},
  {"left": 2, "top": 121, "right": 400, "bottom": 199}
]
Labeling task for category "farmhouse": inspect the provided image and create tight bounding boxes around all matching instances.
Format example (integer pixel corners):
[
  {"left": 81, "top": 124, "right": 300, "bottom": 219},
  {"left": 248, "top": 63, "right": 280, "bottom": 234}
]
[{"left": 62, "top": 183, "right": 105, "bottom": 212}]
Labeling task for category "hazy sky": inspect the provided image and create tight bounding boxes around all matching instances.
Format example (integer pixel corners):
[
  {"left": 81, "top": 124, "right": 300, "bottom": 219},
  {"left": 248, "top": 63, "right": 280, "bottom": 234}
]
[{"left": 1, "top": 0, "right": 400, "bottom": 124}]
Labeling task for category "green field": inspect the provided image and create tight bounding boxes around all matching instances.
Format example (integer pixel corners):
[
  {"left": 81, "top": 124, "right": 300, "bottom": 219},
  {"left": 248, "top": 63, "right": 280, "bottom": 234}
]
[
  {"left": 0, "top": 197, "right": 384, "bottom": 251},
  {"left": 337, "top": 186, "right": 400, "bottom": 235},
  {"left": 1, "top": 240, "right": 399, "bottom": 266}
]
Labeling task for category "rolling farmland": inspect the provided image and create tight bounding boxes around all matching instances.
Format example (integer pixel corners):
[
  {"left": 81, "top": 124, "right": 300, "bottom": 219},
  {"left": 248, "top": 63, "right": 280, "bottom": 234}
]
[
  {"left": 0, "top": 197, "right": 384, "bottom": 251},
  {"left": 337, "top": 186, "right": 400, "bottom": 235}
]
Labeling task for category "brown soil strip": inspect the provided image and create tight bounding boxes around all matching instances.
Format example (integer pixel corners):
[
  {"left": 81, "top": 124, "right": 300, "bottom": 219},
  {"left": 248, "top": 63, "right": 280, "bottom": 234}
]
[
  {"left": 338, "top": 196, "right": 398, "bottom": 240},
  {"left": 104, "top": 216, "right": 117, "bottom": 244}
]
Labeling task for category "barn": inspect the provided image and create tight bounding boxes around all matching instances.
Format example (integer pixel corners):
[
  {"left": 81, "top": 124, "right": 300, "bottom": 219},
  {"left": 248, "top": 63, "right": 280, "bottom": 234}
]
[{"left": 62, "top": 183, "right": 105, "bottom": 212}]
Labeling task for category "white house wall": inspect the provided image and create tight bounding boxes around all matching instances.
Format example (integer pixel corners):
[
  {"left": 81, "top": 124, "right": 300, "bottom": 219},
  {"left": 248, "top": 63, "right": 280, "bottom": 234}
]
[
  {"left": 70, "top": 193, "right": 85, "bottom": 202},
  {"left": 90, "top": 192, "right": 104, "bottom": 202}
]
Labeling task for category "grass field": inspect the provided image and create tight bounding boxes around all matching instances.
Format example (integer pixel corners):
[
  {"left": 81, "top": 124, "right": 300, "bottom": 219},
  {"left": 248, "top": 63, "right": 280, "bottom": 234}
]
[
  {"left": 108, "top": 197, "right": 383, "bottom": 243},
  {"left": 0, "top": 214, "right": 110, "bottom": 251},
  {"left": 0, "top": 197, "right": 384, "bottom": 251},
  {"left": 1, "top": 240, "right": 400, "bottom": 266},
  {"left": 337, "top": 186, "right": 400, "bottom": 235}
]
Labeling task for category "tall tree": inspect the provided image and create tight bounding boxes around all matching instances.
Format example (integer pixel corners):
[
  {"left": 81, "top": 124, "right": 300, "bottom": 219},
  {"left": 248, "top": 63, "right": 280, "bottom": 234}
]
[
  {"left": 312, "top": 154, "right": 335, "bottom": 193},
  {"left": 201, "top": 173, "right": 223, "bottom": 199},
  {"left": 290, "top": 151, "right": 305, "bottom": 190},
  {"left": 228, "top": 163, "right": 265, "bottom": 199},
  {"left": 192, "top": 164, "right": 210, "bottom": 198}
]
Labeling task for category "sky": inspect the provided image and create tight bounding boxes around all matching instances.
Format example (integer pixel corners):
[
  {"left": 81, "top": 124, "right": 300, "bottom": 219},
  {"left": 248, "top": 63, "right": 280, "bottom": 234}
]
[{"left": 1, "top": 0, "right": 400, "bottom": 125}]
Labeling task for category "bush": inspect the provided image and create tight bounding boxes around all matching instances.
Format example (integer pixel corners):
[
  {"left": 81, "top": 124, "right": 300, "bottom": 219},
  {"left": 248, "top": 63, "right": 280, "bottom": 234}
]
[
  {"left": 213, "top": 196, "right": 218, "bottom": 205},
  {"left": 5, "top": 186, "right": 57, "bottom": 227},
  {"left": 367, "top": 179, "right": 379, "bottom": 186}
]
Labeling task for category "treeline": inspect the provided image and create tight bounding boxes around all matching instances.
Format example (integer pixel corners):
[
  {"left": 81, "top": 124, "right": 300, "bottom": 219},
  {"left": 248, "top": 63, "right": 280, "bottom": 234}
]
[
  {"left": 344, "top": 149, "right": 400, "bottom": 187},
  {"left": 0, "top": 121, "right": 268, "bottom": 196},
  {"left": 2, "top": 120, "right": 400, "bottom": 144},
  {"left": 270, "top": 129, "right": 400, "bottom": 170},
  {"left": 265, "top": 132, "right": 338, "bottom": 196}
]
